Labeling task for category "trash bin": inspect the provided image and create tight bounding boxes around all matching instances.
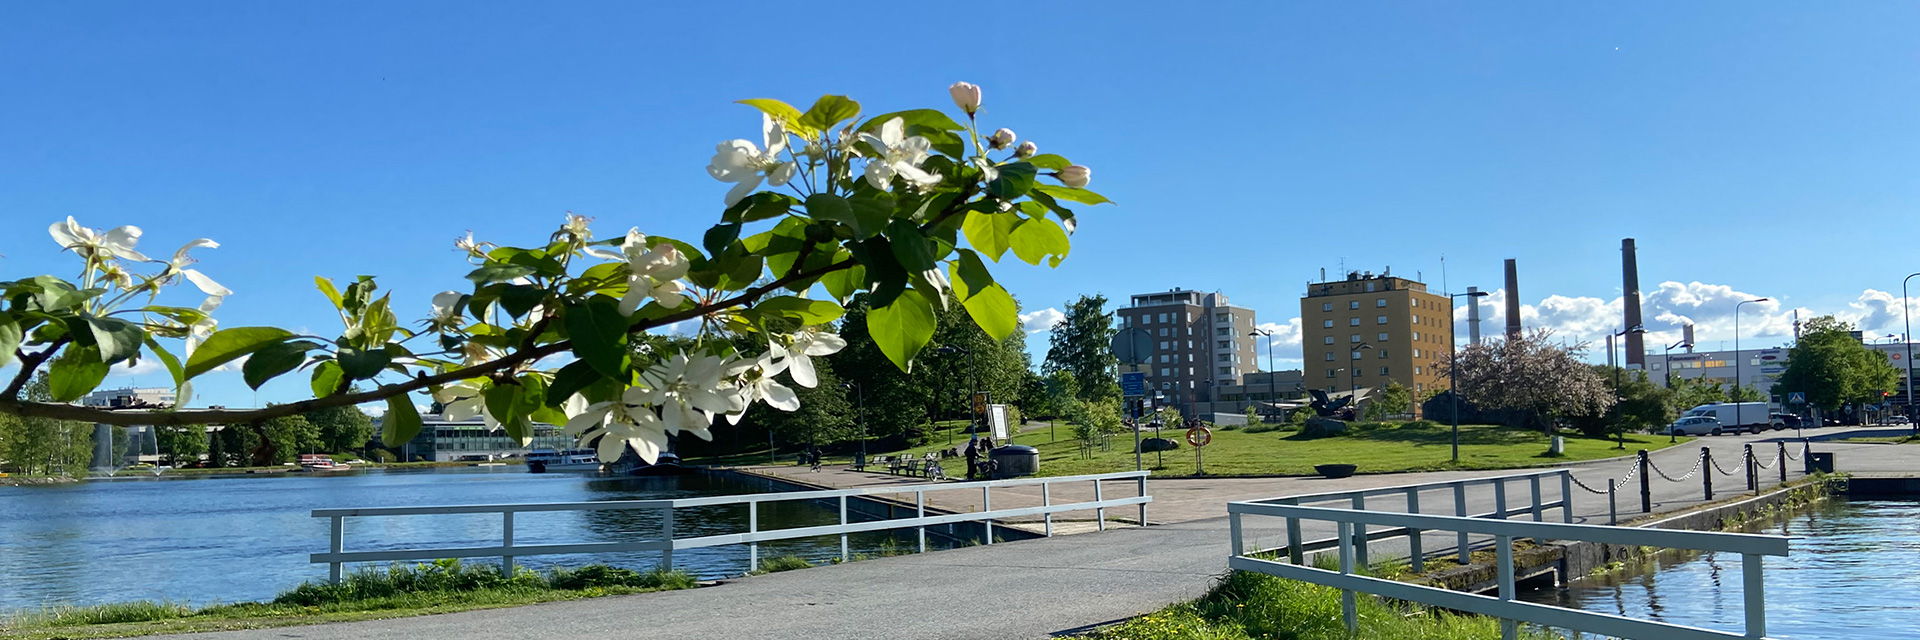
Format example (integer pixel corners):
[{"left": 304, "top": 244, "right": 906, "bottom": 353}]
[
  {"left": 989, "top": 445, "right": 1039, "bottom": 479},
  {"left": 1805, "top": 452, "right": 1835, "bottom": 474}
]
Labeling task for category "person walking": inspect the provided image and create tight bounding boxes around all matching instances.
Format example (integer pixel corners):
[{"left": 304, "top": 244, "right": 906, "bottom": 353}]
[{"left": 964, "top": 437, "right": 980, "bottom": 480}]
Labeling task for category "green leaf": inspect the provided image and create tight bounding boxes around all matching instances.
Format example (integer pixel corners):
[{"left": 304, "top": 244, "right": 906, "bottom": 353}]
[
  {"left": 1026, "top": 154, "right": 1072, "bottom": 171},
  {"left": 484, "top": 383, "right": 537, "bottom": 444},
  {"left": 962, "top": 283, "right": 1020, "bottom": 341},
  {"left": 986, "top": 162, "right": 1039, "bottom": 200},
  {"left": 315, "top": 277, "right": 345, "bottom": 311},
  {"left": 311, "top": 360, "right": 345, "bottom": 398},
  {"left": 805, "top": 193, "right": 859, "bottom": 230},
  {"left": 857, "top": 109, "right": 964, "bottom": 135},
  {"left": 844, "top": 193, "right": 895, "bottom": 240},
  {"left": 465, "top": 263, "right": 537, "bottom": 285},
  {"left": 1025, "top": 189, "right": 1079, "bottom": 235},
  {"left": 185, "top": 327, "right": 295, "bottom": 379},
  {"left": 703, "top": 223, "right": 742, "bottom": 257},
  {"left": 498, "top": 284, "right": 546, "bottom": 320},
  {"left": 755, "top": 296, "right": 845, "bottom": 325},
  {"left": 1009, "top": 217, "right": 1071, "bottom": 267},
  {"left": 722, "top": 192, "right": 799, "bottom": 223},
  {"left": 48, "top": 344, "right": 109, "bottom": 402},
  {"left": 737, "top": 98, "right": 814, "bottom": 136},
  {"left": 1033, "top": 184, "right": 1113, "bottom": 205},
  {"left": 544, "top": 359, "right": 603, "bottom": 408},
  {"left": 142, "top": 336, "right": 184, "bottom": 391},
  {"left": 0, "top": 319, "right": 21, "bottom": 370},
  {"left": 869, "top": 288, "right": 936, "bottom": 373},
  {"left": 244, "top": 340, "right": 321, "bottom": 390},
  {"left": 24, "top": 276, "right": 100, "bottom": 314},
  {"left": 336, "top": 346, "right": 392, "bottom": 381},
  {"left": 799, "top": 94, "right": 861, "bottom": 132},
  {"left": 565, "top": 297, "right": 630, "bottom": 379},
  {"left": 950, "top": 249, "right": 996, "bottom": 302},
  {"left": 886, "top": 220, "right": 940, "bottom": 272},
  {"left": 821, "top": 264, "right": 866, "bottom": 303},
  {"left": 962, "top": 212, "right": 1020, "bottom": 261},
  {"left": 382, "top": 392, "right": 423, "bottom": 446}
]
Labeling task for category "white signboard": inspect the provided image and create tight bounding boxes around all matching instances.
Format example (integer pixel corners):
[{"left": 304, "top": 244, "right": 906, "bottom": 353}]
[{"left": 989, "top": 404, "right": 1010, "bottom": 440}]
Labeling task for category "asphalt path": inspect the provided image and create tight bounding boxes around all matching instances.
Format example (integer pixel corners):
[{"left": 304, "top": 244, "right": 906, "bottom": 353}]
[{"left": 163, "top": 427, "right": 1904, "bottom": 640}]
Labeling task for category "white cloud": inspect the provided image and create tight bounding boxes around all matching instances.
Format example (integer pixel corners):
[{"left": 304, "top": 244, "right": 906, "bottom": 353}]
[
  {"left": 108, "top": 358, "right": 165, "bottom": 378},
  {"left": 1019, "top": 308, "right": 1065, "bottom": 334},
  {"left": 212, "top": 354, "right": 250, "bottom": 372}
]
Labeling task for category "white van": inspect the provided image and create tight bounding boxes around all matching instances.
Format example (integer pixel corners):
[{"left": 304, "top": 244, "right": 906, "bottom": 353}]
[{"left": 1681, "top": 403, "right": 1783, "bottom": 434}]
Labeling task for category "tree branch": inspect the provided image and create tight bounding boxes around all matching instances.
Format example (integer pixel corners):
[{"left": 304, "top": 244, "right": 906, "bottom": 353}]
[{"left": 4, "top": 337, "right": 71, "bottom": 401}]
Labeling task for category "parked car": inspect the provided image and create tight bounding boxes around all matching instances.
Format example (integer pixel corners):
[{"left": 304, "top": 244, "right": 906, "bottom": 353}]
[
  {"left": 1667, "top": 415, "right": 1727, "bottom": 436},
  {"left": 1773, "top": 413, "right": 1805, "bottom": 430}
]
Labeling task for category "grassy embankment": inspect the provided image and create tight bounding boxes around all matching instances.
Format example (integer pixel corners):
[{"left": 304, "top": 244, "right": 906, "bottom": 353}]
[
  {"left": 0, "top": 560, "right": 693, "bottom": 640},
  {"left": 861, "top": 419, "right": 1689, "bottom": 478}
]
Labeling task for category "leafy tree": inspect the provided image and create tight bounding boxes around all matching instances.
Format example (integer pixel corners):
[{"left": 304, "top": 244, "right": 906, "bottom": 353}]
[
  {"left": 0, "top": 373, "right": 92, "bottom": 476},
  {"left": 1043, "top": 295, "right": 1119, "bottom": 402},
  {"left": 155, "top": 424, "right": 209, "bottom": 467},
  {"left": 1668, "top": 376, "right": 1730, "bottom": 413},
  {"left": 256, "top": 414, "right": 321, "bottom": 465},
  {"left": 1573, "top": 366, "right": 1675, "bottom": 439},
  {"left": 215, "top": 424, "right": 259, "bottom": 467},
  {"left": 1243, "top": 404, "right": 1261, "bottom": 425},
  {"left": 206, "top": 427, "right": 228, "bottom": 468},
  {"left": 1365, "top": 381, "right": 1412, "bottom": 419},
  {"left": 1041, "top": 370, "right": 1081, "bottom": 420},
  {"left": 1772, "top": 316, "right": 1901, "bottom": 416},
  {"left": 305, "top": 405, "right": 374, "bottom": 453},
  {"left": 1440, "top": 329, "right": 1614, "bottom": 434}
]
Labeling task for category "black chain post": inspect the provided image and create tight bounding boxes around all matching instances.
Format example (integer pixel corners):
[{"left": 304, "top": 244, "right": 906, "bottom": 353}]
[
  {"left": 1778, "top": 441, "right": 1787, "bottom": 485},
  {"left": 1638, "top": 449, "right": 1652, "bottom": 513},
  {"left": 1744, "top": 443, "right": 1756, "bottom": 492},
  {"left": 1702, "top": 446, "right": 1714, "bottom": 501}
]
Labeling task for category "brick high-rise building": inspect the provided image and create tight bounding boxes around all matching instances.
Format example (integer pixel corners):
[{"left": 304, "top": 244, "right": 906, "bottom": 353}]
[
  {"left": 1114, "top": 288, "right": 1257, "bottom": 413},
  {"left": 1300, "top": 271, "right": 1453, "bottom": 404}
]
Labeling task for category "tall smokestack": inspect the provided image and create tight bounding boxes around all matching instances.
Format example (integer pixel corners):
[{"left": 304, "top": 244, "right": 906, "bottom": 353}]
[
  {"left": 1622, "top": 238, "right": 1645, "bottom": 367},
  {"left": 1503, "top": 259, "right": 1522, "bottom": 341},
  {"left": 1467, "top": 286, "right": 1483, "bottom": 344}
]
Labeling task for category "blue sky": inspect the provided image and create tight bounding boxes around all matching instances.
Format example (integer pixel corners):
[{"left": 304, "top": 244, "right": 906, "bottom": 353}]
[{"left": 4, "top": 2, "right": 1918, "bottom": 410}]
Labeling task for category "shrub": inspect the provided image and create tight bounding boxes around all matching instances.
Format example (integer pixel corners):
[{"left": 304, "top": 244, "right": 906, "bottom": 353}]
[{"left": 754, "top": 555, "right": 814, "bottom": 574}]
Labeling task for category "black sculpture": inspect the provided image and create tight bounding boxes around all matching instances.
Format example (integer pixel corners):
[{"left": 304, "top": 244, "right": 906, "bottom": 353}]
[{"left": 1308, "top": 389, "right": 1353, "bottom": 418}]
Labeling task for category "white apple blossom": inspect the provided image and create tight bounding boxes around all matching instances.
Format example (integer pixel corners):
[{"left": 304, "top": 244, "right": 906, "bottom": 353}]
[
  {"left": 988, "top": 128, "right": 1016, "bottom": 150},
  {"left": 630, "top": 352, "right": 745, "bottom": 439},
  {"left": 428, "top": 291, "right": 465, "bottom": 331},
  {"left": 707, "top": 114, "right": 798, "bottom": 206},
  {"left": 783, "top": 327, "right": 848, "bottom": 388},
  {"left": 586, "top": 228, "right": 690, "bottom": 316},
  {"left": 860, "top": 117, "right": 943, "bottom": 191},
  {"left": 49, "top": 216, "right": 148, "bottom": 262},
  {"left": 1015, "top": 141, "right": 1037, "bottom": 159},
  {"left": 160, "top": 239, "right": 231, "bottom": 301},
  {"left": 949, "top": 82, "right": 981, "bottom": 116},
  {"left": 1055, "top": 165, "right": 1092, "bottom": 189},
  {"left": 565, "top": 394, "right": 671, "bottom": 464},
  {"left": 560, "top": 213, "right": 593, "bottom": 242},
  {"left": 434, "top": 380, "right": 502, "bottom": 430},
  {"left": 724, "top": 345, "right": 799, "bottom": 424}
]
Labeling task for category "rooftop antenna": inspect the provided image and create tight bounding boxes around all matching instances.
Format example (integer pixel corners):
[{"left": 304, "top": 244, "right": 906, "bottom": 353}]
[{"left": 1440, "top": 254, "right": 1448, "bottom": 296}]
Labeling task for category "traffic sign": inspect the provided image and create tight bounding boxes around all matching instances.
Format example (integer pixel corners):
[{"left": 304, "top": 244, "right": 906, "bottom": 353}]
[
  {"left": 1121, "top": 372, "right": 1147, "bottom": 397},
  {"left": 1110, "top": 328, "right": 1155, "bottom": 365},
  {"left": 1186, "top": 426, "right": 1212, "bottom": 447},
  {"left": 1788, "top": 392, "right": 1807, "bottom": 404}
]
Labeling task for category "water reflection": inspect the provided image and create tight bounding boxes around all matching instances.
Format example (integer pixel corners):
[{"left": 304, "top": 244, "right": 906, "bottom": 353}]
[
  {"left": 0, "top": 468, "right": 962, "bottom": 611},
  {"left": 1524, "top": 499, "right": 1920, "bottom": 639}
]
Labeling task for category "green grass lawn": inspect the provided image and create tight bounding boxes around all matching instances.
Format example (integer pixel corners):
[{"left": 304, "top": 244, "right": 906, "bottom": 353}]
[{"left": 867, "top": 420, "right": 1688, "bottom": 478}]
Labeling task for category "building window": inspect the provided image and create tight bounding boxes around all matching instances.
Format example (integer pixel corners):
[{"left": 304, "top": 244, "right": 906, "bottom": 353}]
[
  {"left": 1377, "top": 315, "right": 1387, "bottom": 324},
  {"left": 1217, "top": 312, "right": 1233, "bottom": 324},
  {"left": 1323, "top": 336, "right": 1335, "bottom": 345},
  {"left": 1411, "top": 299, "right": 1418, "bottom": 308},
  {"left": 1324, "top": 320, "right": 1334, "bottom": 328},
  {"left": 1161, "top": 382, "right": 1172, "bottom": 390},
  {"left": 1325, "top": 353, "right": 1335, "bottom": 361},
  {"left": 1219, "top": 354, "right": 1232, "bottom": 362},
  {"left": 1351, "top": 350, "right": 1363, "bottom": 360},
  {"left": 1219, "top": 366, "right": 1233, "bottom": 374},
  {"left": 1414, "top": 366, "right": 1423, "bottom": 375},
  {"left": 1376, "top": 298, "right": 1387, "bottom": 308},
  {"left": 1322, "top": 302, "right": 1333, "bottom": 312},
  {"left": 1159, "top": 340, "right": 1170, "bottom": 350},
  {"left": 1366, "top": 282, "right": 1376, "bottom": 292},
  {"left": 1413, "top": 348, "right": 1421, "bottom": 358},
  {"left": 1349, "top": 318, "right": 1360, "bottom": 326},
  {"left": 1188, "top": 340, "right": 1195, "bottom": 349},
  {"left": 1217, "top": 327, "right": 1231, "bottom": 336},
  {"left": 1160, "top": 328, "right": 1170, "bottom": 337},
  {"left": 1160, "top": 354, "right": 1171, "bottom": 363},
  {"left": 1160, "top": 367, "right": 1171, "bottom": 376},
  {"left": 1380, "top": 366, "right": 1390, "bottom": 375},
  {"left": 1326, "top": 369, "right": 1337, "bottom": 378},
  {"left": 1187, "top": 354, "right": 1194, "bottom": 362},
  {"left": 1377, "top": 332, "right": 1389, "bottom": 341},
  {"left": 1348, "top": 301, "right": 1360, "bottom": 310},
  {"left": 1379, "top": 350, "right": 1389, "bottom": 359},
  {"left": 1219, "top": 340, "right": 1230, "bottom": 349},
  {"left": 1413, "top": 331, "right": 1421, "bottom": 341}
]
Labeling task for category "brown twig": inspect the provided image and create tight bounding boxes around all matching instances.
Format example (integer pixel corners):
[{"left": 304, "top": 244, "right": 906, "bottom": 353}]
[{"left": 3, "top": 337, "right": 71, "bottom": 401}]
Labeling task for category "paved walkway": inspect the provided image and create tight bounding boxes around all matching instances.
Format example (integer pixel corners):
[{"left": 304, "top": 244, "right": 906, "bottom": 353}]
[{"left": 167, "top": 427, "right": 1912, "bottom": 640}]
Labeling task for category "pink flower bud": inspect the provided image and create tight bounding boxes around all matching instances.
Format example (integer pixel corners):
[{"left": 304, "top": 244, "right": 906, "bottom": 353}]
[
  {"left": 1015, "top": 141, "right": 1037, "bottom": 159},
  {"left": 1056, "top": 165, "right": 1091, "bottom": 189},
  {"left": 949, "top": 82, "right": 982, "bottom": 116},
  {"left": 988, "top": 128, "right": 1016, "bottom": 150}
]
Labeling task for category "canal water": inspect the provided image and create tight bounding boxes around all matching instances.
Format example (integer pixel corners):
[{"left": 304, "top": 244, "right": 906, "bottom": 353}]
[
  {"left": 0, "top": 467, "right": 950, "bottom": 612},
  {"left": 1522, "top": 498, "right": 1920, "bottom": 639}
]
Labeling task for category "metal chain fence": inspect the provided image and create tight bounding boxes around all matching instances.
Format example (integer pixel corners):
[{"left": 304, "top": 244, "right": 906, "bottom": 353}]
[{"left": 1650, "top": 456, "right": 1703, "bottom": 482}]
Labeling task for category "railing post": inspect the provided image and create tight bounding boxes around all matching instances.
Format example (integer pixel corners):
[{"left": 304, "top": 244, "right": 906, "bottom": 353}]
[
  {"left": 1285, "top": 497, "right": 1303, "bottom": 565},
  {"left": 1493, "top": 478, "right": 1508, "bottom": 520},
  {"left": 1744, "top": 443, "right": 1757, "bottom": 492},
  {"left": 1497, "top": 534, "right": 1518, "bottom": 640},
  {"left": 1138, "top": 474, "right": 1148, "bottom": 527},
  {"left": 501, "top": 510, "right": 515, "bottom": 576},
  {"left": 1743, "top": 553, "right": 1767, "bottom": 639},
  {"left": 1638, "top": 449, "right": 1652, "bottom": 513},
  {"left": 749, "top": 500, "right": 760, "bottom": 573},
  {"left": 981, "top": 486, "right": 993, "bottom": 545},
  {"left": 1042, "top": 480, "right": 1053, "bottom": 537},
  {"left": 840, "top": 495, "right": 850, "bottom": 560},
  {"left": 660, "top": 506, "right": 675, "bottom": 571},
  {"left": 1528, "top": 475, "right": 1543, "bottom": 522},
  {"left": 1351, "top": 494, "right": 1369, "bottom": 568},
  {"left": 1607, "top": 479, "right": 1618, "bottom": 526},
  {"left": 1095, "top": 479, "right": 1106, "bottom": 532},
  {"left": 1560, "top": 471, "right": 1574, "bottom": 523},
  {"left": 328, "top": 515, "right": 344, "bottom": 584},
  {"left": 1229, "top": 509, "right": 1244, "bottom": 558},
  {"left": 1453, "top": 483, "right": 1469, "bottom": 565},
  {"left": 1777, "top": 441, "right": 1788, "bottom": 485},
  {"left": 916, "top": 490, "right": 927, "bottom": 553},
  {"left": 1337, "top": 521, "right": 1357, "bottom": 634},
  {"left": 1703, "top": 447, "right": 1715, "bottom": 501},
  {"left": 1405, "top": 487, "right": 1423, "bottom": 574}
]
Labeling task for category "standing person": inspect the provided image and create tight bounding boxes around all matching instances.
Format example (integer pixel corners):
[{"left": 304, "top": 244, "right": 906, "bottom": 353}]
[{"left": 964, "top": 437, "right": 980, "bottom": 480}]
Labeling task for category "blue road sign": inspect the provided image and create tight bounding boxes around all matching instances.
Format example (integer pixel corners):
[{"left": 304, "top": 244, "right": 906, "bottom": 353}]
[
  {"left": 1788, "top": 392, "right": 1807, "bottom": 404},
  {"left": 1121, "top": 372, "right": 1147, "bottom": 397}
]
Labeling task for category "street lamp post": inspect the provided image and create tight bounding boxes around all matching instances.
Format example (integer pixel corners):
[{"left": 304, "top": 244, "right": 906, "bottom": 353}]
[
  {"left": 1609, "top": 325, "right": 1646, "bottom": 449},
  {"left": 1904, "top": 273, "right": 1919, "bottom": 434},
  {"left": 1734, "top": 298, "right": 1769, "bottom": 404},
  {"left": 1448, "top": 290, "right": 1489, "bottom": 463},
  {"left": 1249, "top": 329, "right": 1277, "bottom": 422}
]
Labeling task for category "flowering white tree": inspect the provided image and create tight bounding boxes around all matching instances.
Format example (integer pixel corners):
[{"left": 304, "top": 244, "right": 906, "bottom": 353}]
[{"left": 0, "top": 84, "right": 1106, "bottom": 464}]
